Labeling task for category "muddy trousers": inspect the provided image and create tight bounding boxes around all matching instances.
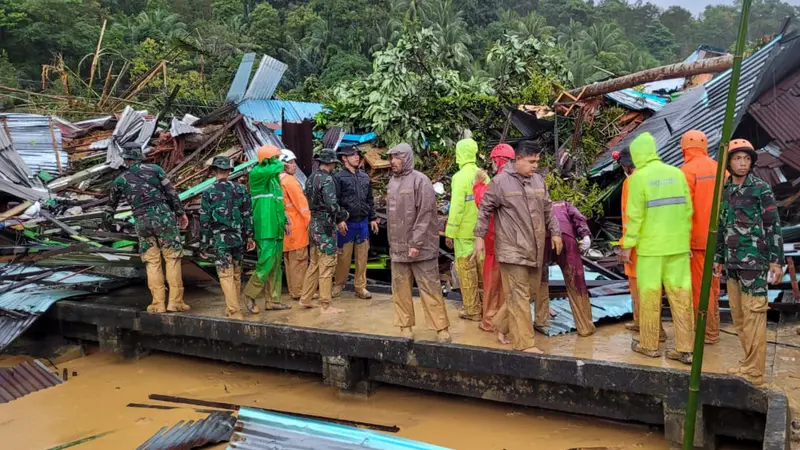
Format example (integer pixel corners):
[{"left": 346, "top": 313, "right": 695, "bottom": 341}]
[
  {"left": 727, "top": 275, "right": 768, "bottom": 380},
  {"left": 480, "top": 252, "right": 504, "bottom": 332},
  {"left": 539, "top": 237, "right": 595, "bottom": 336},
  {"left": 494, "top": 263, "right": 542, "bottom": 351},
  {"left": 299, "top": 247, "right": 337, "bottom": 307},
  {"left": 142, "top": 245, "right": 185, "bottom": 312},
  {"left": 284, "top": 247, "right": 309, "bottom": 300},
  {"left": 334, "top": 241, "right": 369, "bottom": 294},
  {"left": 392, "top": 259, "right": 450, "bottom": 331},
  {"left": 690, "top": 250, "right": 721, "bottom": 343},
  {"left": 217, "top": 259, "right": 243, "bottom": 318},
  {"left": 630, "top": 275, "right": 639, "bottom": 326},
  {"left": 454, "top": 239, "right": 481, "bottom": 317},
  {"left": 245, "top": 239, "right": 283, "bottom": 306},
  {"left": 636, "top": 254, "right": 695, "bottom": 353}
]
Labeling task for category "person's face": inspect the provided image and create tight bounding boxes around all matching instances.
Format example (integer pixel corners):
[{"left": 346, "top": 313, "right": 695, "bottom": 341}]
[
  {"left": 345, "top": 153, "right": 361, "bottom": 167},
  {"left": 514, "top": 154, "right": 540, "bottom": 177},
  {"left": 390, "top": 155, "right": 403, "bottom": 174},
  {"left": 730, "top": 152, "right": 752, "bottom": 177},
  {"left": 284, "top": 159, "right": 297, "bottom": 175}
]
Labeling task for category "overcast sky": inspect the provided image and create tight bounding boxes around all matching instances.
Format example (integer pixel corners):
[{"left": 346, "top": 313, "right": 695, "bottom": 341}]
[{"left": 657, "top": 0, "right": 800, "bottom": 15}]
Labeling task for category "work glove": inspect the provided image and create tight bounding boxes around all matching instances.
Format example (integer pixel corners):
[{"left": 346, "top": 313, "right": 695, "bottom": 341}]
[{"left": 580, "top": 236, "right": 591, "bottom": 251}]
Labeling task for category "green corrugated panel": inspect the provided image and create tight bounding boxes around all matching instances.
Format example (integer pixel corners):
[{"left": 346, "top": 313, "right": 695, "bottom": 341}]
[{"left": 112, "top": 240, "right": 137, "bottom": 249}]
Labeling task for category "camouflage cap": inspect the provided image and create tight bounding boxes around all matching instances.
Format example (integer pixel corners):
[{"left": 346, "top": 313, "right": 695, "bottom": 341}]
[
  {"left": 121, "top": 146, "right": 143, "bottom": 161},
  {"left": 210, "top": 155, "right": 234, "bottom": 170},
  {"left": 314, "top": 148, "right": 338, "bottom": 164}
]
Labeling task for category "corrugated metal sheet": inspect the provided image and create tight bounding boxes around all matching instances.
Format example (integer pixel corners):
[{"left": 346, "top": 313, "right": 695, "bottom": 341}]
[
  {"left": 106, "top": 107, "right": 153, "bottom": 169},
  {"left": 0, "top": 113, "right": 69, "bottom": 176},
  {"left": 236, "top": 117, "right": 285, "bottom": 161},
  {"left": 593, "top": 34, "right": 800, "bottom": 176},
  {"left": 606, "top": 89, "right": 669, "bottom": 111},
  {"left": 138, "top": 411, "right": 235, "bottom": 450},
  {"left": 169, "top": 118, "right": 202, "bottom": 137},
  {"left": 229, "top": 408, "right": 448, "bottom": 450},
  {"left": 748, "top": 71, "right": 800, "bottom": 147},
  {"left": 0, "top": 359, "right": 63, "bottom": 404},
  {"left": 237, "top": 99, "right": 325, "bottom": 124},
  {"left": 535, "top": 294, "right": 633, "bottom": 337},
  {"left": 0, "top": 315, "right": 38, "bottom": 352},
  {"left": 226, "top": 53, "right": 256, "bottom": 104},
  {"left": 243, "top": 55, "right": 288, "bottom": 101}
]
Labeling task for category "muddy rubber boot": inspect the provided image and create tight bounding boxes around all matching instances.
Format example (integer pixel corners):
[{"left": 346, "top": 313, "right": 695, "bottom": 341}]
[
  {"left": 227, "top": 311, "right": 245, "bottom": 320},
  {"left": 331, "top": 284, "right": 343, "bottom": 298},
  {"left": 666, "top": 349, "right": 693, "bottom": 365},
  {"left": 353, "top": 241, "right": 371, "bottom": 299},
  {"left": 437, "top": 329, "right": 452, "bottom": 344},
  {"left": 727, "top": 367, "right": 742, "bottom": 375},
  {"left": 164, "top": 252, "right": 190, "bottom": 312},
  {"left": 400, "top": 327, "right": 413, "bottom": 339},
  {"left": 631, "top": 340, "right": 661, "bottom": 358},
  {"left": 742, "top": 373, "right": 764, "bottom": 386},
  {"left": 147, "top": 287, "right": 167, "bottom": 313},
  {"left": 265, "top": 302, "right": 291, "bottom": 311}
]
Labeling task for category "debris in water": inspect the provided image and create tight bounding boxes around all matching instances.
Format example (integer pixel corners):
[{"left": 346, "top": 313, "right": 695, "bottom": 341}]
[{"left": 136, "top": 411, "right": 235, "bottom": 450}]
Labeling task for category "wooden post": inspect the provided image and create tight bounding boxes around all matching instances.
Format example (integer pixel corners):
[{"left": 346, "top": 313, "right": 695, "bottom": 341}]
[
  {"left": 88, "top": 19, "right": 107, "bottom": 92},
  {"left": 99, "top": 62, "right": 114, "bottom": 107},
  {"left": 48, "top": 117, "right": 63, "bottom": 175},
  {"left": 788, "top": 257, "right": 800, "bottom": 301}
]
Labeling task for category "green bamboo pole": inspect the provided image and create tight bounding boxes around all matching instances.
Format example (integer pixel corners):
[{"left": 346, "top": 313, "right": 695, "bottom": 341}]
[{"left": 683, "top": 0, "right": 752, "bottom": 448}]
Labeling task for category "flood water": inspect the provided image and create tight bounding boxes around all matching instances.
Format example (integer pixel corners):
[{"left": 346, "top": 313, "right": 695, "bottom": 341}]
[{"left": 0, "top": 351, "right": 678, "bottom": 450}]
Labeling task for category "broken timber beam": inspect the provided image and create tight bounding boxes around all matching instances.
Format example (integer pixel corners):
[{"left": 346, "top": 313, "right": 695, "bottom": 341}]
[
  {"left": 567, "top": 55, "right": 733, "bottom": 100},
  {"left": 167, "top": 115, "right": 242, "bottom": 178}
]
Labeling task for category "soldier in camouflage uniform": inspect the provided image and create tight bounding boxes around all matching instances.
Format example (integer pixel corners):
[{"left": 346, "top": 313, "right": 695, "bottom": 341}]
[
  {"left": 298, "top": 149, "right": 349, "bottom": 314},
  {"left": 104, "top": 146, "right": 190, "bottom": 313},
  {"left": 714, "top": 139, "right": 784, "bottom": 386},
  {"left": 199, "top": 156, "right": 255, "bottom": 320}
]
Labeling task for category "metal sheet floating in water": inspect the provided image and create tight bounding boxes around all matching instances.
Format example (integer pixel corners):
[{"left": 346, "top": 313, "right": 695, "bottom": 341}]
[
  {"left": 137, "top": 411, "right": 235, "bottom": 450},
  {"left": 0, "top": 359, "right": 63, "bottom": 404}
]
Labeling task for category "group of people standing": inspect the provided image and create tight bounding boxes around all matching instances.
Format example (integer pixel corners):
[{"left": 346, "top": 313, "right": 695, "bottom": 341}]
[
  {"left": 616, "top": 130, "right": 783, "bottom": 385},
  {"left": 105, "top": 130, "right": 784, "bottom": 385}
]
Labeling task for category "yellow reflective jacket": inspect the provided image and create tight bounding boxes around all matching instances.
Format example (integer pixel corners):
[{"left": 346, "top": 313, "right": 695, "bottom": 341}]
[
  {"left": 446, "top": 139, "right": 486, "bottom": 239},
  {"left": 622, "top": 133, "right": 692, "bottom": 256}
]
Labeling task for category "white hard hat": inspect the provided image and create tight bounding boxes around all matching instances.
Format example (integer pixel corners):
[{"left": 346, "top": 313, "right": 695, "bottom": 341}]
[{"left": 279, "top": 149, "right": 297, "bottom": 162}]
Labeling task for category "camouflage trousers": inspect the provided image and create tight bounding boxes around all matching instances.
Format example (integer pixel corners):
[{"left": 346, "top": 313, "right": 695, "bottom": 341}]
[
  {"left": 727, "top": 269, "right": 768, "bottom": 297},
  {"left": 134, "top": 205, "right": 183, "bottom": 255}
]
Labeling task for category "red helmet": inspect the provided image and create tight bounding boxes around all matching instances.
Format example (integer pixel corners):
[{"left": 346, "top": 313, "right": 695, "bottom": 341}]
[{"left": 490, "top": 143, "right": 515, "bottom": 160}]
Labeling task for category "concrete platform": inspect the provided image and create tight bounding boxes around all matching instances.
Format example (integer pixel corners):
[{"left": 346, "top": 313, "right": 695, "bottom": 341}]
[{"left": 37, "top": 284, "right": 795, "bottom": 449}]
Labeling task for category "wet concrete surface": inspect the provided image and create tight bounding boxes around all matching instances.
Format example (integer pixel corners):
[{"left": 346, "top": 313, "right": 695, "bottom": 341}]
[{"left": 0, "top": 351, "right": 672, "bottom": 450}]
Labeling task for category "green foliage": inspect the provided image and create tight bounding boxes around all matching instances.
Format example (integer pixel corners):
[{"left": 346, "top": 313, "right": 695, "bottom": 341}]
[
  {"left": 249, "top": 2, "right": 282, "bottom": 55},
  {"left": 545, "top": 172, "right": 604, "bottom": 218},
  {"left": 0, "top": 49, "right": 18, "bottom": 107},
  {"left": 644, "top": 18, "right": 679, "bottom": 63}
]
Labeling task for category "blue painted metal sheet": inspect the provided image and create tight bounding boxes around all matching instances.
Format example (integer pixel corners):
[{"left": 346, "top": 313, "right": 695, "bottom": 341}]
[
  {"left": 226, "top": 53, "right": 256, "bottom": 104},
  {"left": 606, "top": 89, "right": 669, "bottom": 111},
  {"left": 229, "top": 407, "right": 450, "bottom": 450},
  {"left": 238, "top": 99, "right": 325, "bottom": 124},
  {"left": 0, "top": 113, "right": 68, "bottom": 176},
  {"left": 243, "top": 55, "right": 288, "bottom": 101},
  {"left": 535, "top": 295, "right": 634, "bottom": 337}
]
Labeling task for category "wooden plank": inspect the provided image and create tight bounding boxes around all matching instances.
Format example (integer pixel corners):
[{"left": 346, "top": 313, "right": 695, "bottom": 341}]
[
  {"left": 166, "top": 115, "right": 241, "bottom": 178},
  {"left": 0, "top": 202, "right": 32, "bottom": 222}
]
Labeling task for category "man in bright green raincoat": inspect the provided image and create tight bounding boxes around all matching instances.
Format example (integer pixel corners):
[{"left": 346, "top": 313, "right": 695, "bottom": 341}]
[
  {"left": 620, "top": 133, "right": 695, "bottom": 364},
  {"left": 445, "top": 138, "right": 487, "bottom": 321},
  {"left": 244, "top": 145, "right": 290, "bottom": 312}
]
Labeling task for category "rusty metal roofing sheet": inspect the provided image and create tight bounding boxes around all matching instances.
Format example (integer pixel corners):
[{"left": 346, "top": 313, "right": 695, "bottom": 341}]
[
  {"left": 749, "top": 71, "right": 800, "bottom": 147},
  {"left": 593, "top": 34, "right": 800, "bottom": 176},
  {"left": 243, "top": 55, "right": 287, "bottom": 101},
  {"left": 229, "top": 407, "right": 446, "bottom": 450},
  {"left": 137, "top": 411, "right": 235, "bottom": 450},
  {"left": 0, "top": 359, "right": 63, "bottom": 404},
  {"left": 0, "top": 113, "right": 69, "bottom": 176}
]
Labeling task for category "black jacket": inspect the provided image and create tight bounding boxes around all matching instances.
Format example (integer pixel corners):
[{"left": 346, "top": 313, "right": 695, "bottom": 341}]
[{"left": 333, "top": 168, "right": 376, "bottom": 223}]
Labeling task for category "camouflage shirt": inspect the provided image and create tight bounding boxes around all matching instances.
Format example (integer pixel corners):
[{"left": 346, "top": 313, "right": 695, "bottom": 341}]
[
  {"left": 199, "top": 180, "right": 254, "bottom": 267},
  {"left": 305, "top": 169, "right": 349, "bottom": 255},
  {"left": 715, "top": 173, "right": 784, "bottom": 270},
  {"left": 105, "top": 163, "right": 184, "bottom": 254}
]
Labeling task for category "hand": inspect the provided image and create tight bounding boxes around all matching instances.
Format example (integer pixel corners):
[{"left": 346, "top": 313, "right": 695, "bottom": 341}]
[
  {"left": 551, "top": 235, "right": 563, "bottom": 256},
  {"left": 580, "top": 236, "right": 591, "bottom": 251},
  {"left": 177, "top": 214, "right": 189, "bottom": 230},
  {"left": 285, "top": 223, "right": 292, "bottom": 236},
  {"left": 246, "top": 239, "right": 256, "bottom": 252},
  {"left": 620, "top": 247, "right": 632, "bottom": 265},
  {"left": 445, "top": 238, "right": 454, "bottom": 249},
  {"left": 475, "top": 169, "right": 488, "bottom": 184},
  {"left": 370, "top": 220, "right": 379, "bottom": 234},
  {"left": 337, "top": 221, "right": 348, "bottom": 236},
  {"left": 713, "top": 263, "right": 722, "bottom": 277},
  {"left": 769, "top": 263, "right": 784, "bottom": 285},
  {"left": 473, "top": 237, "right": 485, "bottom": 262},
  {"left": 408, "top": 247, "right": 420, "bottom": 258}
]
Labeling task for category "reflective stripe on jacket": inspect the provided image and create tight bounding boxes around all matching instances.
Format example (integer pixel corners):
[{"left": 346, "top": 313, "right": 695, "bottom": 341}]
[
  {"left": 681, "top": 142, "right": 719, "bottom": 250},
  {"left": 622, "top": 133, "right": 692, "bottom": 256}
]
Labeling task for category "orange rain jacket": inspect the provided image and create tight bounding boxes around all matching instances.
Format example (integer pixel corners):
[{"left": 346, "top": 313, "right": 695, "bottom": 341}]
[
  {"left": 620, "top": 175, "right": 636, "bottom": 277},
  {"left": 680, "top": 140, "right": 719, "bottom": 250},
  {"left": 280, "top": 172, "right": 311, "bottom": 252}
]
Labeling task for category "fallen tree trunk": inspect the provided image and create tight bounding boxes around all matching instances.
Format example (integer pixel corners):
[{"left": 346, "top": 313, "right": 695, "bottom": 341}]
[{"left": 567, "top": 55, "right": 733, "bottom": 100}]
